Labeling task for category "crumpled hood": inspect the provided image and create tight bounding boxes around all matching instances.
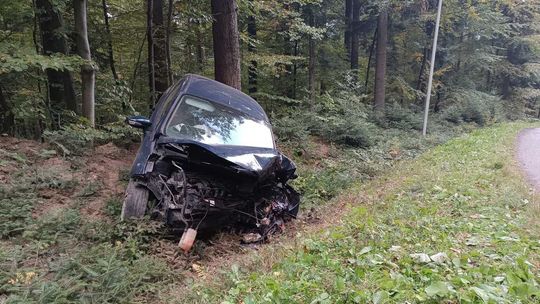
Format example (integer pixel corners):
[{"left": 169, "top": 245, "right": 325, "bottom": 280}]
[{"left": 156, "top": 137, "right": 295, "bottom": 182}]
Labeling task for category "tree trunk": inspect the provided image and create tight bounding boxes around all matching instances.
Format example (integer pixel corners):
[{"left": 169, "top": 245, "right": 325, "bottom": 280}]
[
  {"left": 102, "top": 0, "right": 118, "bottom": 81},
  {"left": 374, "top": 9, "right": 388, "bottom": 113},
  {"left": 35, "top": 0, "right": 77, "bottom": 113},
  {"left": 147, "top": 0, "right": 155, "bottom": 106},
  {"left": 364, "top": 27, "right": 377, "bottom": 91},
  {"left": 308, "top": 8, "right": 316, "bottom": 105},
  {"left": 247, "top": 4, "right": 257, "bottom": 94},
  {"left": 350, "top": 0, "right": 360, "bottom": 72},
  {"left": 166, "top": 0, "right": 173, "bottom": 84},
  {"left": 196, "top": 24, "right": 205, "bottom": 72},
  {"left": 73, "top": 0, "right": 95, "bottom": 127},
  {"left": 152, "top": 0, "right": 169, "bottom": 98},
  {"left": 344, "top": 0, "right": 353, "bottom": 53},
  {"left": 0, "top": 85, "right": 14, "bottom": 134},
  {"left": 416, "top": 46, "right": 428, "bottom": 91},
  {"left": 211, "top": 0, "right": 241, "bottom": 90}
]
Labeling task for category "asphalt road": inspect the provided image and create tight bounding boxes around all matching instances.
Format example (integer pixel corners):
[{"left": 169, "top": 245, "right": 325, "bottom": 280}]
[{"left": 517, "top": 128, "right": 540, "bottom": 192}]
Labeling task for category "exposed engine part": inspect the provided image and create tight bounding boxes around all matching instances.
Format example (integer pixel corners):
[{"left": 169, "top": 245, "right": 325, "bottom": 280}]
[{"left": 144, "top": 158, "right": 299, "bottom": 248}]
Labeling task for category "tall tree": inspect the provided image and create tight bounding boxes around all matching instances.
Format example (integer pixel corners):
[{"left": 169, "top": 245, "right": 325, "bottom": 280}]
[
  {"left": 211, "top": 0, "right": 241, "bottom": 90},
  {"left": 0, "top": 85, "right": 14, "bottom": 133},
  {"left": 308, "top": 7, "right": 316, "bottom": 104},
  {"left": 147, "top": 0, "right": 170, "bottom": 104},
  {"left": 101, "top": 0, "right": 118, "bottom": 81},
  {"left": 147, "top": 0, "right": 155, "bottom": 105},
  {"left": 166, "top": 0, "right": 174, "bottom": 84},
  {"left": 247, "top": 2, "right": 257, "bottom": 94},
  {"left": 350, "top": 0, "right": 360, "bottom": 71},
  {"left": 35, "top": 0, "right": 77, "bottom": 113},
  {"left": 152, "top": 0, "right": 169, "bottom": 97},
  {"left": 344, "top": 0, "right": 353, "bottom": 53},
  {"left": 73, "top": 0, "right": 95, "bottom": 127},
  {"left": 373, "top": 8, "right": 387, "bottom": 113}
]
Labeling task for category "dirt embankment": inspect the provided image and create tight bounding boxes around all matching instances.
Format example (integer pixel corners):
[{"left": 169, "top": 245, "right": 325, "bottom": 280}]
[{"left": 0, "top": 136, "right": 136, "bottom": 221}]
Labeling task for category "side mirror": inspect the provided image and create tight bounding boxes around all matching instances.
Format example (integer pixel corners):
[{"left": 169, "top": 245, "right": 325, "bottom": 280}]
[{"left": 126, "top": 115, "right": 152, "bottom": 129}]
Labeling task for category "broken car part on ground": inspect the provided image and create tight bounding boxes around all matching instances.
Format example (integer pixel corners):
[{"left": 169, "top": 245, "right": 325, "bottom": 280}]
[{"left": 121, "top": 74, "right": 300, "bottom": 251}]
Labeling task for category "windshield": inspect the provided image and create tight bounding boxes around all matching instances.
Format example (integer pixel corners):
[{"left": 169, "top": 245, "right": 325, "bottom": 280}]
[{"left": 165, "top": 95, "right": 274, "bottom": 149}]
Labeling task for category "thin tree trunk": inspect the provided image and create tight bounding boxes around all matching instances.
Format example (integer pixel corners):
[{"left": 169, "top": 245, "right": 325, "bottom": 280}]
[
  {"left": 345, "top": 0, "right": 353, "bottom": 54},
  {"left": 129, "top": 33, "right": 147, "bottom": 108},
  {"left": 292, "top": 41, "right": 298, "bottom": 99},
  {"left": 0, "top": 85, "right": 14, "bottom": 134},
  {"left": 166, "top": 0, "right": 173, "bottom": 84},
  {"left": 247, "top": 3, "right": 257, "bottom": 94},
  {"left": 211, "top": 0, "right": 241, "bottom": 90},
  {"left": 374, "top": 9, "right": 388, "bottom": 113},
  {"left": 152, "top": 0, "right": 169, "bottom": 98},
  {"left": 196, "top": 22, "right": 205, "bottom": 71},
  {"left": 308, "top": 8, "right": 316, "bottom": 105},
  {"left": 364, "top": 27, "right": 377, "bottom": 91},
  {"left": 102, "top": 0, "right": 118, "bottom": 81},
  {"left": 416, "top": 46, "right": 428, "bottom": 91},
  {"left": 350, "top": 0, "right": 360, "bottom": 72},
  {"left": 74, "top": 0, "right": 95, "bottom": 127},
  {"left": 147, "top": 0, "right": 155, "bottom": 106},
  {"left": 35, "top": 0, "right": 77, "bottom": 113}
]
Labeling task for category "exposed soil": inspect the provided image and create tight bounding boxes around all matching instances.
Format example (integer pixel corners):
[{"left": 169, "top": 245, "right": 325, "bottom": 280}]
[
  {"left": 0, "top": 137, "right": 135, "bottom": 220},
  {"left": 517, "top": 128, "right": 540, "bottom": 192}
]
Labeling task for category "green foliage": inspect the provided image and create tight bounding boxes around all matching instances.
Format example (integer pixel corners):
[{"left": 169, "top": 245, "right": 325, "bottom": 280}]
[
  {"left": 0, "top": 53, "right": 83, "bottom": 75},
  {"left": 383, "top": 103, "right": 423, "bottom": 130},
  {"left": 0, "top": 186, "right": 36, "bottom": 238},
  {"left": 104, "top": 196, "right": 123, "bottom": 218},
  {"left": 2, "top": 242, "right": 171, "bottom": 303},
  {"left": 442, "top": 90, "right": 503, "bottom": 126},
  {"left": 44, "top": 120, "right": 140, "bottom": 155},
  {"left": 193, "top": 122, "right": 540, "bottom": 303},
  {"left": 22, "top": 209, "right": 81, "bottom": 244}
]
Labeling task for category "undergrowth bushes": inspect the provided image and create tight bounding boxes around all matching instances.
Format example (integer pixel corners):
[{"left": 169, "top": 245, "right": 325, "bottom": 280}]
[
  {"left": 441, "top": 89, "right": 504, "bottom": 126},
  {"left": 43, "top": 119, "right": 140, "bottom": 155}
]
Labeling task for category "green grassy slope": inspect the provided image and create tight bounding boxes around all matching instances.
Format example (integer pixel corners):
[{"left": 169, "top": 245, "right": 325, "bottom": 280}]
[{"left": 195, "top": 122, "right": 540, "bottom": 303}]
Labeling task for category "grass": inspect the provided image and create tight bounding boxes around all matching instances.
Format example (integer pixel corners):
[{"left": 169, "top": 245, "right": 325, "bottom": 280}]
[
  {"left": 1, "top": 122, "right": 538, "bottom": 303},
  {"left": 182, "top": 122, "right": 540, "bottom": 303}
]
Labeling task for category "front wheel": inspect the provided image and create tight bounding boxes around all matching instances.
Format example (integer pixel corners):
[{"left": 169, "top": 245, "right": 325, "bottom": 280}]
[{"left": 121, "top": 179, "right": 149, "bottom": 220}]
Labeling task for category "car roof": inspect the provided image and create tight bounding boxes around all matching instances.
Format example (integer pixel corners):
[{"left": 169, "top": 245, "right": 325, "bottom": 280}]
[{"left": 182, "top": 74, "right": 268, "bottom": 122}]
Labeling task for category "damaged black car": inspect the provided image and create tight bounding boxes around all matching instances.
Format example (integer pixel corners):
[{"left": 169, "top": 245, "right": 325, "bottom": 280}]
[{"left": 122, "top": 74, "right": 300, "bottom": 251}]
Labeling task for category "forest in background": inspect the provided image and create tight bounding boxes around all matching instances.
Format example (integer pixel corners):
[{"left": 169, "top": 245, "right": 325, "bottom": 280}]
[{"left": 0, "top": 0, "right": 539, "bottom": 148}]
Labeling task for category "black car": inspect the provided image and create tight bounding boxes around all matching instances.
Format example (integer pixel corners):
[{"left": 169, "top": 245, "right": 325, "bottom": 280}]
[{"left": 122, "top": 74, "right": 300, "bottom": 251}]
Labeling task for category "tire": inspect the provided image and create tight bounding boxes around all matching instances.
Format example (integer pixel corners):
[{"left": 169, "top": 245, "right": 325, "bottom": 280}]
[{"left": 121, "top": 179, "right": 149, "bottom": 220}]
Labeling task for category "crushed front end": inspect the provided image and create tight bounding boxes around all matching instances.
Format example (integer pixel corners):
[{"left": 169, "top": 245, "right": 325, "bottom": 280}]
[{"left": 138, "top": 140, "right": 300, "bottom": 250}]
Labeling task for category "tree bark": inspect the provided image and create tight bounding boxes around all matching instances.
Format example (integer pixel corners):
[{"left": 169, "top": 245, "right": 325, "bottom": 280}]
[
  {"left": 374, "top": 9, "right": 388, "bottom": 113},
  {"left": 166, "top": 0, "right": 173, "bottom": 84},
  {"left": 247, "top": 4, "right": 257, "bottom": 94},
  {"left": 102, "top": 0, "right": 118, "bottom": 81},
  {"left": 0, "top": 85, "right": 14, "bottom": 134},
  {"left": 308, "top": 8, "right": 316, "bottom": 105},
  {"left": 152, "top": 0, "right": 169, "bottom": 99},
  {"left": 416, "top": 46, "right": 428, "bottom": 91},
  {"left": 344, "top": 0, "right": 353, "bottom": 53},
  {"left": 35, "top": 0, "right": 77, "bottom": 113},
  {"left": 147, "top": 0, "right": 155, "bottom": 106},
  {"left": 364, "top": 27, "right": 377, "bottom": 91},
  {"left": 350, "top": 0, "right": 360, "bottom": 72},
  {"left": 211, "top": 0, "right": 241, "bottom": 90},
  {"left": 73, "top": 0, "right": 95, "bottom": 127},
  {"left": 196, "top": 23, "right": 205, "bottom": 72}
]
